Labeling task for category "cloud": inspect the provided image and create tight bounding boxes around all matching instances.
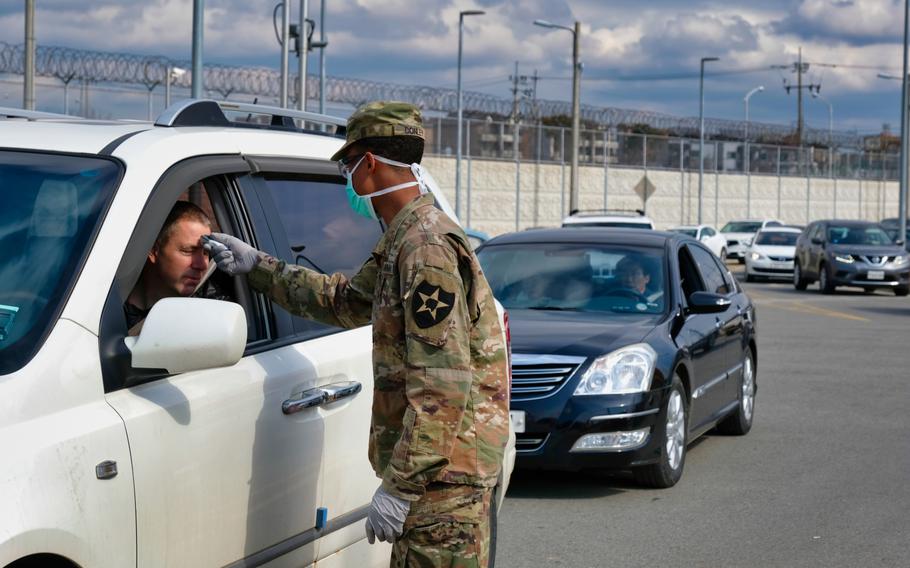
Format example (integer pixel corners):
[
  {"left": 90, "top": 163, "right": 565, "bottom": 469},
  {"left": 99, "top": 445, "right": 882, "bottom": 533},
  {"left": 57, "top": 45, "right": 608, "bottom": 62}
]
[{"left": 774, "top": 0, "right": 904, "bottom": 45}]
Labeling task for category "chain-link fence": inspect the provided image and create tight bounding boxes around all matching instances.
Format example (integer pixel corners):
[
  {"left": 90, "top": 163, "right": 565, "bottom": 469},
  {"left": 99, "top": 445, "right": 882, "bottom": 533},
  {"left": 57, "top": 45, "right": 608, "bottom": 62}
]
[{"left": 424, "top": 117, "right": 900, "bottom": 181}]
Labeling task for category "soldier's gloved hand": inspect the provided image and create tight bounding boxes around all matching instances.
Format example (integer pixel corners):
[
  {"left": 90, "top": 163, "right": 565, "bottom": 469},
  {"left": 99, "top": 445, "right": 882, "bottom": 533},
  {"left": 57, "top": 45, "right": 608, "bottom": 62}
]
[
  {"left": 364, "top": 486, "right": 410, "bottom": 544},
  {"left": 202, "top": 232, "right": 263, "bottom": 275}
]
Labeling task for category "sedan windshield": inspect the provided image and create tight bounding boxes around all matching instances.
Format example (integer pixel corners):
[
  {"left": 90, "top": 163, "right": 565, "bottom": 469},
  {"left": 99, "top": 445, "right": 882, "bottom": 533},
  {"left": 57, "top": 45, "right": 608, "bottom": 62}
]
[
  {"left": 755, "top": 231, "right": 799, "bottom": 246},
  {"left": 477, "top": 243, "right": 668, "bottom": 314},
  {"left": 827, "top": 226, "right": 893, "bottom": 246},
  {"left": 0, "top": 150, "right": 122, "bottom": 374},
  {"left": 721, "top": 221, "right": 762, "bottom": 233}
]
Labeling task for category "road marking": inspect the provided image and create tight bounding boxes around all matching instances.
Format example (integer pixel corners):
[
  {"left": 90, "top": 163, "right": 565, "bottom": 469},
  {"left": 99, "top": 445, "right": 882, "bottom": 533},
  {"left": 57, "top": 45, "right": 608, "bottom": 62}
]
[{"left": 748, "top": 295, "right": 871, "bottom": 322}]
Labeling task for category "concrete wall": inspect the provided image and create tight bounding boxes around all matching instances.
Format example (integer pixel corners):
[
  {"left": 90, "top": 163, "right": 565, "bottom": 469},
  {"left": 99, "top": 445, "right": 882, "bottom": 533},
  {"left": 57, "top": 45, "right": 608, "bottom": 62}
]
[{"left": 422, "top": 156, "right": 901, "bottom": 237}]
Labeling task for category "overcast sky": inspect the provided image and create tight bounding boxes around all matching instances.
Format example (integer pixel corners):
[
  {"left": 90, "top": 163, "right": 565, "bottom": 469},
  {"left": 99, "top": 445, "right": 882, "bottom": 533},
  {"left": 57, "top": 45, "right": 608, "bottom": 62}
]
[{"left": 1, "top": 0, "right": 907, "bottom": 133}]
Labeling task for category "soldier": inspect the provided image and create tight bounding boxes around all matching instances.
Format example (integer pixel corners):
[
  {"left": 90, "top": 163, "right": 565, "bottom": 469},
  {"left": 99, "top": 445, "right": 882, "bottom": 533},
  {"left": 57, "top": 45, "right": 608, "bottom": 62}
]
[{"left": 203, "top": 101, "right": 510, "bottom": 568}]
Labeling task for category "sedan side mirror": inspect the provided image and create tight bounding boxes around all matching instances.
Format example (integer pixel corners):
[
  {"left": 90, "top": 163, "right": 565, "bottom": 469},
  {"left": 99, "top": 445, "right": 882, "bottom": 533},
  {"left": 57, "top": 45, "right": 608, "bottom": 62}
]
[
  {"left": 124, "top": 297, "right": 247, "bottom": 373},
  {"left": 687, "top": 291, "right": 732, "bottom": 314}
]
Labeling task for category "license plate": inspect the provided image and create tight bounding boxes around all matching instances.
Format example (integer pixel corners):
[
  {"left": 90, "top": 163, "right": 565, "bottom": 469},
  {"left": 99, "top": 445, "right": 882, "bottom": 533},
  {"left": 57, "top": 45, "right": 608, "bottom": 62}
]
[
  {"left": 867, "top": 270, "right": 885, "bottom": 280},
  {"left": 772, "top": 262, "right": 791, "bottom": 269},
  {"left": 509, "top": 411, "right": 526, "bottom": 434}
]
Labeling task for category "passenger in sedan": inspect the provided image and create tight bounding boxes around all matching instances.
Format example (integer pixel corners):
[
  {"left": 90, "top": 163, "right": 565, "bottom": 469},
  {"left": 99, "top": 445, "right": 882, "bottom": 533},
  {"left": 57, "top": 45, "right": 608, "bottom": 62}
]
[{"left": 124, "top": 201, "right": 228, "bottom": 335}]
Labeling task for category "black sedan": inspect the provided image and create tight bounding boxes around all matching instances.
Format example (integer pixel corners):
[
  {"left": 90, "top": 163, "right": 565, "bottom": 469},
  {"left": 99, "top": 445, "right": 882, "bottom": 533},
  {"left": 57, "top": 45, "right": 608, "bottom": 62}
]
[{"left": 477, "top": 228, "right": 757, "bottom": 488}]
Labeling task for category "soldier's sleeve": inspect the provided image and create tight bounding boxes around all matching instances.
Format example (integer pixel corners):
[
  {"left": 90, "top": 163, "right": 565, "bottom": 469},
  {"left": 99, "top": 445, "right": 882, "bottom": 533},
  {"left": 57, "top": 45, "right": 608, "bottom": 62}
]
[
  {"left": 381, "top": 241, "right": 473, "bottom": 501},
  {"left": 247, "top": 253, "right": 376, "bottom": 329}
]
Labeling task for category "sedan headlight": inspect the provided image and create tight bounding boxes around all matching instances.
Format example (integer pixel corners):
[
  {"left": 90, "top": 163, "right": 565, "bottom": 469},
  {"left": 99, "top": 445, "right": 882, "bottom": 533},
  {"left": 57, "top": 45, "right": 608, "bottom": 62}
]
[
  {"left": 750, "top": 251, "right": 764, "bottom": 261},
  {"left": 834, "top": 254, "right": 854, "bottom": 264},
  {"left": 574, "top": 344, "right": 657, "bottom": 396}
]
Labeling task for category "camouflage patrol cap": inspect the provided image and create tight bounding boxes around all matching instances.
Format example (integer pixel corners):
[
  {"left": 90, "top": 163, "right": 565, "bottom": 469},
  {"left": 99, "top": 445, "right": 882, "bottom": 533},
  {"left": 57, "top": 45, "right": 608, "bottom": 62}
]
[{"left": 330, "top": 101, "right": 425, "bottom": 161}]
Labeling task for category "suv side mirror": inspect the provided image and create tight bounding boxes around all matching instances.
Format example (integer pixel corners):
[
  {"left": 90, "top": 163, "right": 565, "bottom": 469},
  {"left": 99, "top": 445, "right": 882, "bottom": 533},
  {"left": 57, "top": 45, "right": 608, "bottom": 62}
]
[
  {"left": 687, "top": 291, "right": 731, "bottom": 314},
  {"left": 124, "top": 297, "right": 247, "bottom": 373},
  {"left": 811, "top": 237, "right": 824, "bottom": 245}
]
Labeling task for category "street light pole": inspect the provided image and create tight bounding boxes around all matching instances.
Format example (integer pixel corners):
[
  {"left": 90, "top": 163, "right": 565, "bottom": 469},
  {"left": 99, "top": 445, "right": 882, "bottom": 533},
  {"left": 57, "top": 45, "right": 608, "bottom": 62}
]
[
  {"left": 743, "top": 85, "right": 764, "bottom": 218},
  {"left": 24, "top": 0, "right": 35, "bottom": 110},
  {"left": 297, "top": 0, "right": 308, "bottom": 111},
  {"left": 191, "top": 0, "right": 204, "bottom": 99},
  {"left": 456, "top": 10, "right": 485, "bottom": 223},
  {"left": 534, "top": 19, "right": 582, "bottom": 213},
  {"left": 900, "top": 0, "right": 910, "bottom": 244},
  {"left": 698, "top": 56, "right": 719, "bottom": 225}
]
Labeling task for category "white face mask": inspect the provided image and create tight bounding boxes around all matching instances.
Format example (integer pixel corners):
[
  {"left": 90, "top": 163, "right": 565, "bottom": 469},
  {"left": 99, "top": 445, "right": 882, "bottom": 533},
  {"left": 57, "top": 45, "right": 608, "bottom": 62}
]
[{"left": 344, "top": 155, "right": 430, "bottom": 220}]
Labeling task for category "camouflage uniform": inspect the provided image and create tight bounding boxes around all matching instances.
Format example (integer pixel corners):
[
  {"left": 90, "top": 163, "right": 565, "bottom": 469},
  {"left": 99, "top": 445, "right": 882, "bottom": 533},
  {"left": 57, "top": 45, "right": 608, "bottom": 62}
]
[{"left": 247, "top": 192, "right": 510, "bottom": 567}]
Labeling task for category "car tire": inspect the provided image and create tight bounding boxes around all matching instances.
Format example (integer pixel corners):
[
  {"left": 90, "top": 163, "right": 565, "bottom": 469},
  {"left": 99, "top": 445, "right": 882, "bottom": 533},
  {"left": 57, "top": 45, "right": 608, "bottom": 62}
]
[
  {"left": 745, "top": 271, "right": 755, "bottom": 283},
  {"left": 818, "top": 263, "right": 836, "bottom": 294},
  {"left": 737, "top": 257, "right": 745, "bottom": 265},
  {"left": 895, "top": 286, "right": 909, "bottom": 297},
  {"left": 634, "top": 375, "right": 687, "bottom": 489},
  {"left": 488, "top": 483, "right": 499, "bottom": 567},
  {"left": 793, "top": 262, "right": 809, "bottom": 290},
  {"left": 716, "top": 347, "right": 755, "bottom": 436}
]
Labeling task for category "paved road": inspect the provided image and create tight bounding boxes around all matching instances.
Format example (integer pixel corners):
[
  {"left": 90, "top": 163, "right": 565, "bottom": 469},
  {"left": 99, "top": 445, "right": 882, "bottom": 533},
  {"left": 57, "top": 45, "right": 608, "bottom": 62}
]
[{"left": 495, "top": 267, "right": 910, "bottom": 568}]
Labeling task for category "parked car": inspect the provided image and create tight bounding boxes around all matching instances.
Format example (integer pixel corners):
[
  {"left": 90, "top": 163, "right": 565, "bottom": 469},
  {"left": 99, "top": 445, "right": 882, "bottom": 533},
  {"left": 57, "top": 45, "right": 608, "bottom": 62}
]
[
  {"left": 465, "top": 227, "right": 491, "bottom": 250},
  {"left": 668, "top": 224, "right": 727, "bottom": 259},
  {"left": 720, "top": 218, "right": 784, "bottom": 263},
  {"left": 744, "top": 227, "right": 802, "bottom": 282},
  {"left": 793, "top": 219, "right": 910, "bottom": 295},
  {"left": 0, "top": 101, "right": 515, "bottom": 568},
  {"left": 562, "top": 209, "right": 655, "bottom": 229},
  {"left": 476, "top": 228, "right": 757, "bottom": 488},
  {"left": 881, "top": 217, "right": 910, "bottom": 252}
]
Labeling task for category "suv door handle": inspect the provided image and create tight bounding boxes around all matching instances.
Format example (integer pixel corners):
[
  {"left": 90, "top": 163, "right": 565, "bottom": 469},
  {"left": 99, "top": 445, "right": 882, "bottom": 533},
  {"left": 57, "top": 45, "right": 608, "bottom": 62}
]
[{"left": 282, "top": 381, "right": 362, "bottom": 415}]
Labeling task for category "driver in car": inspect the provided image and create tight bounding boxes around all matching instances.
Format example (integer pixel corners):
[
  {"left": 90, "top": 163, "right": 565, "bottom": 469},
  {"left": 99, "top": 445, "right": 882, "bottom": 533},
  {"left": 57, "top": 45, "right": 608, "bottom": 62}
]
[
  {"left": 607, "top": 255, "right": 663, "bottom": 307},
  {"left": 123, "top": 201, "right": 229, "bottom": 335}
]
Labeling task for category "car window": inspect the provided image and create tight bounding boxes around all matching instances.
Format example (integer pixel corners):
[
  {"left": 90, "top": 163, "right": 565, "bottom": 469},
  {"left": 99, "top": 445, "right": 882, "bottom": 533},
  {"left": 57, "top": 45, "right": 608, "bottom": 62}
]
[
  {"left": 0, "top": 150, "right": 122, "bottom": 375},
  {"left": 262, "top": 177, "right": 382, "bottom": 277},
  {"left": 677, "top": 246, "right": 704, "bottom": 299},
  {"left": 688, "top": 245, "right": 730, "bottom": 294},
  {"left": 670, "top": 228, "right": 698, "bottom": 238},
  {"left": 810, "top": 224, "right": 824, "bottom": 241},
  {"left": 703, "top": 227, "right": 716, "bottom": 237},
  {"left": 261, "top": 176, "right": 382, "bottom": 336},
  {"left": 564, "top": 221, "right": 652, "bottom": 229},
  {"left": 755, "top": 231, "right": 799, "bottom": 246},
  {"left": 827, "top": 225, "right": 893, "bottom": 246},
  {"left": 721, "top": 221, "right": 762, "bottom": 233},
  {"left": 765, "top": 221, "right": 783, "bottom": 227},
  {"left": 478, "top": 243, "right": 668, "bottom": 315}
]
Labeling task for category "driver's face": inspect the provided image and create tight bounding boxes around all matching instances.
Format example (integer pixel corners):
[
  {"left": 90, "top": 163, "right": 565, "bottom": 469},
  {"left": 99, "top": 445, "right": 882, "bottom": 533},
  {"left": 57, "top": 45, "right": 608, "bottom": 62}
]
[
  {"left": 619, "top": 265, "right": 650, "bottom": 293},
  {"left": 148, "top": 219, "right": 210, "bottom": 296}
]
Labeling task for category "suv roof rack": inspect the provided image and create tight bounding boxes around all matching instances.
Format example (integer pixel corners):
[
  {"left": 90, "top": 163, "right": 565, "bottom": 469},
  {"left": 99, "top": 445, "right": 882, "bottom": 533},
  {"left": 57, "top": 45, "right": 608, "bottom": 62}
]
[
  {"left": 568, "top": 208, "right": 646, "bottom": 217},
  {"left": 154, "top": 99, "right": 346, "bottom": 136},
  {"left": 0, "top": 107, "right": 79, "bottom": 120}
]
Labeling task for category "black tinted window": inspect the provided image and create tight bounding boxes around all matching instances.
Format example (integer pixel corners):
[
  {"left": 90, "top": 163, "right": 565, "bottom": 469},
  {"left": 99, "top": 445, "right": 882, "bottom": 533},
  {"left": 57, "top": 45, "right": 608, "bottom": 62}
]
[
  {"left": 689, "top": 245, "right": 730, "bottom": 294},
  {"left": 263, "top": 178, "right": 381, "bottom": 277}
]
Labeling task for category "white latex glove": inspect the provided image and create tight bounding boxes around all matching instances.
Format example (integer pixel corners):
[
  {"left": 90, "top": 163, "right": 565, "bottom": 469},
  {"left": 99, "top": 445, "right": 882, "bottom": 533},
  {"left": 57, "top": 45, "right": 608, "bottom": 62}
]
[
  {"left": 364, "top": 486, "right": 410, "bottom": 544},
  {"left": 202, "top": 232, "right": 263, "bottom": 275}
]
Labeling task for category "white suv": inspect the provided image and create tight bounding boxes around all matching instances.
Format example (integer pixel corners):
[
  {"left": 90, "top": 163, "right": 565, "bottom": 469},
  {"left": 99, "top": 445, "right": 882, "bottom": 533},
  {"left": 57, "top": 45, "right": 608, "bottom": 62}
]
[
  {"left": 561, "top": 209, "right": 655, "bottom": 229},
  {"left": 0, "top": 101, "right": 515, "bottom": 568}
]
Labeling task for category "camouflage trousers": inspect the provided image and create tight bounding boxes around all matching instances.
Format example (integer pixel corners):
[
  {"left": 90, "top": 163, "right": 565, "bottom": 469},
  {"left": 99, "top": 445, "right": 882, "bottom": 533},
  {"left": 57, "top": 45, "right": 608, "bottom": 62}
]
[{"left": 391, "top": 483, "right": 493, "bottom": 568}]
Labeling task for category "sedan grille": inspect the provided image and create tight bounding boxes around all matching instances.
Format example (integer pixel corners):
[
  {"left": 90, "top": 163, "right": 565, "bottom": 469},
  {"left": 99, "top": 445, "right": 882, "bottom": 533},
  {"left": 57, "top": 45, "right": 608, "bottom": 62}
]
[
  {"left": 768, "top": 255, "right": 793, "bottom": 262},
  {"left": 511, "top": 354, "right": 586, "bottom": 401}
]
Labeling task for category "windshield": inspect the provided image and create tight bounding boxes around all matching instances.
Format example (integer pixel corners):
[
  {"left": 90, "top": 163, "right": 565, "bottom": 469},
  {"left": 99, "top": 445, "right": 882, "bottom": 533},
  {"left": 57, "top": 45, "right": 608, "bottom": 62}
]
[
  {"left": 564, "top": 221, "right": 652, "bottom": 229},
  {"left": 477, "top": 243, "right": 668, "bottom": 315},
  {"left": 827, "top": 226, "right": 893, "bottom": 246},
  {"left": 670, "top": 228, "right": 698, "bottom": 238},
  {"left": 721, "top": 221, "right": 762, "bottom": 233},
  {"left": 755, "top": 231, "right": 799, "bottom": 246},
  {"left": 0, "top": 150, "right": 122, "bottom": 374}
]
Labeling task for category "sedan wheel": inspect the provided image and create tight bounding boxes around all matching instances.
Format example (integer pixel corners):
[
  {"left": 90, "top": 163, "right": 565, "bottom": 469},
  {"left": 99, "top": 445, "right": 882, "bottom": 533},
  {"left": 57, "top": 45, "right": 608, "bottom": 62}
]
[
  {"left": 634, "top": 376, "right": 687, "bottom": 489},
  {"left": 717, "top": 347, "right": 755, "bottom": 435}
]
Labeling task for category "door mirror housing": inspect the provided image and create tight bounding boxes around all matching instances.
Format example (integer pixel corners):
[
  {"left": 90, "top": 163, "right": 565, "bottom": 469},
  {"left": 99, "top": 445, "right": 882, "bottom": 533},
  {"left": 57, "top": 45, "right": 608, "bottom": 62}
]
[
  {"left": 687, "top": 291, "right": 732, "bottom": 314},
  {"left": 811, "top": 237, "right": 824, "bottom": 246},
  {"left": 124, "top": 297, "right": 247, "bottom": 373}
]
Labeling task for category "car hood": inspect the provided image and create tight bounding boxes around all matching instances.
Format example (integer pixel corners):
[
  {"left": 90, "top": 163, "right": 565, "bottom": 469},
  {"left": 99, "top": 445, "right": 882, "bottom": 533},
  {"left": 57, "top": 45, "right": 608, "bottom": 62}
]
[
  {"left": 828, "top": 244, "right": 905, "bottom": 256},
  {"left": 507, "top": 308, "right": 660, "bottom": 358},
  {"left": 751, "top": 244, "right": 795, "bottom": 256}
]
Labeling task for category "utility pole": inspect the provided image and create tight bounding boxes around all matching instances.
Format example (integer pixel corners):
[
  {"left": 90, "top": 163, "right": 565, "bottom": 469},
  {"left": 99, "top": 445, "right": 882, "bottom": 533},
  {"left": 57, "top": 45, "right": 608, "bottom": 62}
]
[
  {"left": 780, "top": 47, "right": 820, "bottom": 146},
  {"left": 24, "top": 0, "right": 35, "bottom": 110},
  {"left": 297, "top": 0, "right": 309, "bottom": 111},
  {"left": 510, "top": 61, "right": 521, "bottom": 123}
]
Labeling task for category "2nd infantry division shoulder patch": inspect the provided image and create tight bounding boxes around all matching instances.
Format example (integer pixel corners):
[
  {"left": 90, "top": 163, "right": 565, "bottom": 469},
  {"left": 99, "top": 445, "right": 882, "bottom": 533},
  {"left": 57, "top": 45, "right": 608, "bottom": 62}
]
[{"left": 411, "top": 280, "right": 456, "bottom": 329}]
